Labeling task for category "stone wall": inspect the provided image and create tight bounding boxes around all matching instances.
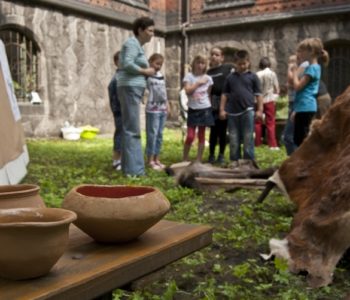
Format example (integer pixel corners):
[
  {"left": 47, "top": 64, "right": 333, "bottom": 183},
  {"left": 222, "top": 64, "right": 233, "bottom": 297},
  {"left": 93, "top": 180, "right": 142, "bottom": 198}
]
[
  {"left": 0, "top": 0, "right": 166, "bottom": 136},
  {"left": 174, "top": 14, "right": 350, "bottom": 100},
  {"left": 1, "top": 0, "right": 350, "bottom": 136}
]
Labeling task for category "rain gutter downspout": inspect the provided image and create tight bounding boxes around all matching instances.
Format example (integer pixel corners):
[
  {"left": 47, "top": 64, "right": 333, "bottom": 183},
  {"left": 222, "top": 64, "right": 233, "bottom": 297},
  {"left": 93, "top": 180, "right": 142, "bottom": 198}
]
[{"left": 180, "top": 0, "right": 190, "bottom": 84}]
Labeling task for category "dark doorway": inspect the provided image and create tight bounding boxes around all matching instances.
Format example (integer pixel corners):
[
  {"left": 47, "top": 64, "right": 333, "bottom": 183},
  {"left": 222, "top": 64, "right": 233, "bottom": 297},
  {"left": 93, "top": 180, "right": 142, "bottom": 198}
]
[
  {"left": 324, "top": 40, "right": 350, "bottom": 100},
  {"left": 221, "top": 47, "right": 239, "bottom": 65}
]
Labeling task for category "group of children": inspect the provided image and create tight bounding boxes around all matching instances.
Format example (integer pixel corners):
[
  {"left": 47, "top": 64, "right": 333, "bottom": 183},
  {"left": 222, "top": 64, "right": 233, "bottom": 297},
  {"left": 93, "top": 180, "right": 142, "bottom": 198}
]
[
  {"left": 109, "top": 37, "right": 329, "bottom": 171},
  {"left": 182, "top": 37, "right": 328, "bottom": 165}
]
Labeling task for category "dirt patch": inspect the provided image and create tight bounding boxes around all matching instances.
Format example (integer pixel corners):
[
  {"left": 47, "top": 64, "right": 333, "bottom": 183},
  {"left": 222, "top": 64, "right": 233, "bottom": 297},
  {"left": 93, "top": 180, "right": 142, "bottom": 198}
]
[{"left": 123, "top": 191, "right": 350, "bottom": 299}]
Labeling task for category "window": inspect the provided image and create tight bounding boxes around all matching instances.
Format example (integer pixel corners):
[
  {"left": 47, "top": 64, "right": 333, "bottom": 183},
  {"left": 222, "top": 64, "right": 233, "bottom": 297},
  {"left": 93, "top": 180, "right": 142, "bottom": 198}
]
[
  {"left": 115, "top": 0, "right": 148, "bottom": 10},
  {"left": 324, "top": 40, "right": 350, "bottom": 100},
  {"left": 0, "top": 28, "right": 39, "bottom": 102},
  {"left": 204, "top": 0, "right": 255, "bottom": 11}
]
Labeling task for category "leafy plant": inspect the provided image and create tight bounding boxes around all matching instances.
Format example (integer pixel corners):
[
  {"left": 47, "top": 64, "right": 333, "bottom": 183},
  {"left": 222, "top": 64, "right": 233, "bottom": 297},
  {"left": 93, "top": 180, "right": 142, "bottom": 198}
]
[{"left": 22, "top": 129, "right": 350, "bottom": 299}]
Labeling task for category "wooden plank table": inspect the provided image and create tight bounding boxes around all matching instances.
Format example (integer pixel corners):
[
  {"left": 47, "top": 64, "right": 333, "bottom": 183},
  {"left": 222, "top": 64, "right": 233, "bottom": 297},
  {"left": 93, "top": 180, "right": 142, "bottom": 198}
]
[{"left": 0, "top": 220, "right": 212, "bottom": 300}]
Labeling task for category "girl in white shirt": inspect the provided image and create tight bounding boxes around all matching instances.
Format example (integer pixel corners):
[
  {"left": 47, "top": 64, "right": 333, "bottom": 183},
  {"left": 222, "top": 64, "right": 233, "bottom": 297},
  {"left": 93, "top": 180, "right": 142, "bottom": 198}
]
[{"left": 182, "top": 55, "right": 214, "bottom": 162}]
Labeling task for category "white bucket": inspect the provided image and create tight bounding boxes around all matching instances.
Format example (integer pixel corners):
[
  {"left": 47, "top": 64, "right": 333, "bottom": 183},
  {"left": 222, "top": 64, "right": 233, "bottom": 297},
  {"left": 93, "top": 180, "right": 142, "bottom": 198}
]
[{"left": 61, "top": 127, "right": 82, "bottom": 141}]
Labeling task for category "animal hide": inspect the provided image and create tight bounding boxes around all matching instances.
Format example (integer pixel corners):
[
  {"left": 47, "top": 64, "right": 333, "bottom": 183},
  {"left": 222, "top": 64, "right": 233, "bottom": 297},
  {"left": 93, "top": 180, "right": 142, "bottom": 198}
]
[
  {"left": 269, "top": 86, "right": 350, "bottom": 287},
  {"left": 169, "top": 160, "right": 276, "bottom": 190}
]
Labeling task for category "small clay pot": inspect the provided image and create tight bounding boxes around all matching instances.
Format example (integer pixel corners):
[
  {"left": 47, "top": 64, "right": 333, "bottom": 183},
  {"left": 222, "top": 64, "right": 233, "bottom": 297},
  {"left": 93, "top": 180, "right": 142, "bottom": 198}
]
[
  {"left": 62, "top": 184, "right": 171, "bottom": 243},
  {"left": 0, "top": 184, "right": 46, "bottom": 208},
  {"left": 0, "top": 208, "right": 77, "bottom": 280}
]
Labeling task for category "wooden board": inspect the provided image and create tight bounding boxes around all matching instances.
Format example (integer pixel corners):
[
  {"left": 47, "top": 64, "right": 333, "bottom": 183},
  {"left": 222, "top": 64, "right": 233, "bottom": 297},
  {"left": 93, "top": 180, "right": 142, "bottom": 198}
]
[
  {"left": 0, "top": 220, "right": 212, "bottom": 300},
  {"left": 194, "top": 177, "right": 267, "bottom": 191},
  {"left": 195, "top": 177, "right": 267, "bottom": 186}
]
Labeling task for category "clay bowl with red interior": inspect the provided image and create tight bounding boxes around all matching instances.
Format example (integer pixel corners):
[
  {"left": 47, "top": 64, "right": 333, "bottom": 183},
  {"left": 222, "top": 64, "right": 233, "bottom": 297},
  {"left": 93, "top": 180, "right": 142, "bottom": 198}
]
[
  {"left": 0, "top": 207, "right": 77, "bottom": 280},
  {"left": 62, "top": 184, "right": 171, "bottom": 243}
]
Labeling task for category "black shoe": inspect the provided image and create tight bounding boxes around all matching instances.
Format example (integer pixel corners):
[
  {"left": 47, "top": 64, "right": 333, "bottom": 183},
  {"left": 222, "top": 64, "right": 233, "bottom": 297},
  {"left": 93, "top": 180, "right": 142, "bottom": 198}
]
[
  {"left": 208, "top": 155, "right": 215, "bottom": 164},
  {"left": 216, "top": 154, "right": 225, "bottom": 164}
]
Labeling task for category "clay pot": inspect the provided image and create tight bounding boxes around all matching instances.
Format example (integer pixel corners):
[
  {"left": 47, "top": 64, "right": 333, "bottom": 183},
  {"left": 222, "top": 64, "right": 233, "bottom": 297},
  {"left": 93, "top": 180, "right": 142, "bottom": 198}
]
[
  {"left": 62, "top": 184, "right": 171, "bottom": 243},
  {"left": 0, "top": 184, "right": 46, "bottom": 208},
  {"left": 0, "top": 207, "right": 77, "bottom": 280}
]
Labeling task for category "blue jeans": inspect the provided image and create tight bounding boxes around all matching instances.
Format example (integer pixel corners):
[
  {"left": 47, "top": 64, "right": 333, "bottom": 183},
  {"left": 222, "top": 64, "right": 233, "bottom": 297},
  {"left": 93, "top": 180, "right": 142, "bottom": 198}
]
[
  {"left": 282, "top": 103, "right": 297, "bottom": 155},
  {"left": 227, "top": 109, "right": 255, "bottom": 161},
  {"left": 113, "top": 112, "right": 122, "bottom": 153},
  {"left": 145, "top": 112, "right": 167, "bottom": 156},
  {"left": 118, "top": 86, "right": 145, "bottom": 176}
]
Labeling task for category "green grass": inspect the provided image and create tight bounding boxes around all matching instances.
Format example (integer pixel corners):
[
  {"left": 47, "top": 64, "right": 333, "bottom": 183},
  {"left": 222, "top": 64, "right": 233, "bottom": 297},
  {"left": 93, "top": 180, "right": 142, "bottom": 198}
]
[{"left": 23, "top": 128, "right": 350, "bottom": 299}]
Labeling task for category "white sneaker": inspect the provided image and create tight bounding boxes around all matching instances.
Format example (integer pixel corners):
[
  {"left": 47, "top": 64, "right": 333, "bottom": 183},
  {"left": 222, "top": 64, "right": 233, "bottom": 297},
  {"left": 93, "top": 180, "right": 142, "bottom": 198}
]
[
  {"left": 112, "top": 159, "right": 121, "bottom": 168},
  {"left": 112, "top": 160, "right": 121, "bottom": 170},
  {"left": 270, "top": 147, "right": 280, "bottom": 151}
]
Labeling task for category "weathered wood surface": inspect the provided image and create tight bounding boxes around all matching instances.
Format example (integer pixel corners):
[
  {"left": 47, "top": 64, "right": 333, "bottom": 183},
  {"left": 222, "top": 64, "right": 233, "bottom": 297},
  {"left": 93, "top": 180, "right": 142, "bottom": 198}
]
[
  {"left": 0, "top": 220, "right": 212, "bottom": 300},
  {"left": 195, "top": 177, "right": 268, "bottom": 191},
  {"left": 168, "top": 161, "right": 277, "bottom": 191},
  {"left": 195, "top": 177, "right": 267, "bottom": 186}
]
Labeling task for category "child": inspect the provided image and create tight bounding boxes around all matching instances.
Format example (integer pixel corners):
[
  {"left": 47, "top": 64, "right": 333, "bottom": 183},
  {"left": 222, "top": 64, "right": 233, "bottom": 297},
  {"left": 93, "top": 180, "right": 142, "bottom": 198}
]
[
  {"left": 145, "top": 53, "right": 168, "bottom": 170},
  {"left": 282, "top": 54, "right": 308, "bottom": 155},
  {"left": 220, "top": 50, "right": 263, "bottom": 164},
  {"left": 315, "top": 50, "right": 331, "bottom": 119},
  {"left": 207, "top": 46, "right": 233, "bottom": 164},
  {"left": 255, "top": 56, "right": 280, "bottom": 150},
  {"left": 291, "top": 38, "right": 327, "bottom": 146},
  {"left": 183, "top": 55, "right": 214, "bottom": 162},
  {"left": 107, "top": 51, "right": 122, "bottom": 170},
  {"left": 275, "top": 84, "right": 289, "bottom": 121},
  {"left": 316, "top": 79, "right": 332, "bottom": 119}
]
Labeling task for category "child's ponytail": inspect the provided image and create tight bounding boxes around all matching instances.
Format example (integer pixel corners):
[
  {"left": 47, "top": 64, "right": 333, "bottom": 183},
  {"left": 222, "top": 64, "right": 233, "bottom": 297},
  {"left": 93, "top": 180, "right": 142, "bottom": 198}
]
[{"left": 319, "top": 49, "right": 330, "bottom": 67}]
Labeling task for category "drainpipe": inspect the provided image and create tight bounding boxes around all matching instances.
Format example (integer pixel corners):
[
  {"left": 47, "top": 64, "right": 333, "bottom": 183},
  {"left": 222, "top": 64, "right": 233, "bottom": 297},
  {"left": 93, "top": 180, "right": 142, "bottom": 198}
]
[{"left": 180, "top": 0, "right": 189, "bottom": 85}]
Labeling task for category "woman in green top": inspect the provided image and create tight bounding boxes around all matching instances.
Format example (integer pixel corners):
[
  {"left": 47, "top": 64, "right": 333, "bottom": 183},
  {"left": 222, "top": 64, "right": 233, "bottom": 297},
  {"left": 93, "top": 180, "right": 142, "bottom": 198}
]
[{"left": 117, "top": 17, "right": 156, "bottom": 176}]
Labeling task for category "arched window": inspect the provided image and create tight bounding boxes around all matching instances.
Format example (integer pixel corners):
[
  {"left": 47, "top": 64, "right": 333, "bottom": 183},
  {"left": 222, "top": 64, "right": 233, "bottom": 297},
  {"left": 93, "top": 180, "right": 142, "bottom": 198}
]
[
  {"left": 324, "top": 40, "right": 350, "bottom": 100},
  {"left": 0, "top": 28, "right": 39, "bottom": 102}
]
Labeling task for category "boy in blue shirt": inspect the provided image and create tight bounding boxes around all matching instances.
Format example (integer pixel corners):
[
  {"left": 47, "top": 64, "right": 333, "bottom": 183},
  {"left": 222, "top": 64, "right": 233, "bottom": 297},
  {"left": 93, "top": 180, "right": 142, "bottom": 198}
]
[{"left": 220, "top": 50, "right": 263, "bottom": 164}]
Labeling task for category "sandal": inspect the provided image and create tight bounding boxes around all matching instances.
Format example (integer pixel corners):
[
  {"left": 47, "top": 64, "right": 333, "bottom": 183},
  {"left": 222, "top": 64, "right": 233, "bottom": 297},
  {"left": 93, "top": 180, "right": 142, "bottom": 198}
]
[
  {"left": 155, "top": 161, "right": 165, "bottom": 169},
  {"left": 149, "top": 161, "right": 162, "bottom": 170}
]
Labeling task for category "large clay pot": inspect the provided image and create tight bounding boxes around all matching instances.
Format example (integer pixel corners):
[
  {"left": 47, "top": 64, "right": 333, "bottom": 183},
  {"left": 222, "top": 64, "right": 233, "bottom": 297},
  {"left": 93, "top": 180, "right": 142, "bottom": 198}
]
[
  {"left": 62, "top": 184, "right": 171, "bottom": 243},
  {"left": 0, "top": 207, "right": 77, "bottom": 280},
  {"left": 0, "top": 184, "right": 46, "bottom": 208}
]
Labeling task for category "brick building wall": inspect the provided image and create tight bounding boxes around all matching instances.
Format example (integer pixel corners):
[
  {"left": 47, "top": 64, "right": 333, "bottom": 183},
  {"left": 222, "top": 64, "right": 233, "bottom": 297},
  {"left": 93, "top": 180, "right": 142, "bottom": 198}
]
[
  {"left": 190, "top": 0, "right": 349, "bottom": 23},
  {"left": 1, "top": 0, "right": 350, "bottom": 136},
  {"left": 168, "top": 0, "right": 350, "bottom": 101}
]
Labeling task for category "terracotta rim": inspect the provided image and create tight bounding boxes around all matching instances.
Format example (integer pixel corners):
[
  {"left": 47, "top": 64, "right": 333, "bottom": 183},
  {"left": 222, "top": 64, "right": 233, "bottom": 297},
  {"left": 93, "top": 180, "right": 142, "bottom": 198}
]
[
  {"left": 0, "top": 184, "right": 40, "bottom": 199},
  {"left": 75, "top": 185, "right": 157, "bottom": 199},
  {"left": 0, "top": 208, "right": 77, "bottom": 227}
]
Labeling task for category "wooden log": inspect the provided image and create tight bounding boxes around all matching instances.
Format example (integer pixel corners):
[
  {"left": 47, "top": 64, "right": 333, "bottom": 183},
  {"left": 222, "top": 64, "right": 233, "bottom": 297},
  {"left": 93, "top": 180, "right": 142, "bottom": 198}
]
[
  {"left": 193, "top": 177, "right": 268, "bottom": 192},
  {"left": 187, "top": 167, "right": 277, "bottom": 179},
  {"left": 170, "top": 162, "right": 277, "bottom": 188},
  {"left": 195, "top": 177, "right": 267, "bottom": 186}
]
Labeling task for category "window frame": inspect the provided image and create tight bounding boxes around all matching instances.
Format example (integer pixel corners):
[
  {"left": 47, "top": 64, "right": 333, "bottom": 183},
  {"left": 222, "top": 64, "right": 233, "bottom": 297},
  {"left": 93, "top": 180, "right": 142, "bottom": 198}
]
[
  {"left": 203, "top": 0, "right": 255, "bottom": 11},
  {"left": 0, "top": 27, "right": 40, "bottom": 103},
  {"left": 113, "top": 0, "right": 149, "bottom": 10}
]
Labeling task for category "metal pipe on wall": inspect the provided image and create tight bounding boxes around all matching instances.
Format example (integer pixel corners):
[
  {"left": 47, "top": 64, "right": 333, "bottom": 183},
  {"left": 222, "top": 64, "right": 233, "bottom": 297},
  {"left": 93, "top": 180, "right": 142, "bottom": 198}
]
[{"left": 180, "top": 0, "right": 189, "bottom": 85}]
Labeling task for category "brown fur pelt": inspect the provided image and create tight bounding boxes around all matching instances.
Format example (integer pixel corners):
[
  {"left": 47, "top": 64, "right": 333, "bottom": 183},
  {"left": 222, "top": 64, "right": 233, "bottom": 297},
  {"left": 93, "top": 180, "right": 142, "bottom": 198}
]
[{"left": 277, "top": 85, "right": 350, "bottom": 287}]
